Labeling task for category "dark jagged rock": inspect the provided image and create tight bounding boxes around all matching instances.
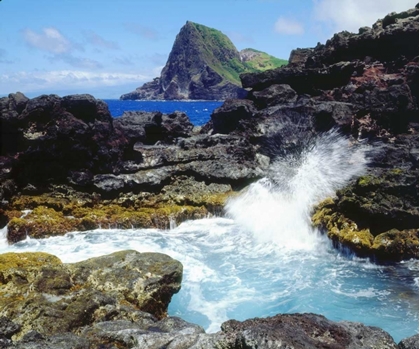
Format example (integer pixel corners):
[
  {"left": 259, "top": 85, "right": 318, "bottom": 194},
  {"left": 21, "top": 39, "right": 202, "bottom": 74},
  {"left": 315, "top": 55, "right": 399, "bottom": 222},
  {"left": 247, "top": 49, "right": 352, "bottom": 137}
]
[
  {"left": 120, "top": 21, "right": 286, "bottom": 101},
  {"left": 2, "top": 308, "right": 405, "bottom": 348},
  {"left": 398, "top": 334, "right": 420, "bottom": 349},
  {"left": 210, "top": 99, "right": 258, "bottom": 134},
  {"left": 0, "top": 251, "right": 411, "bottom": 348},
  {"left": 0, "top": 93, "right": 127, "bottom": 189},
  {"left": 236, "top": 5, "right": 419, "bottom": 261},
  {"left": 0, "top": 92, "right": 257, "bottom": 241},
  {"left": 218, "top": 313, "right": 398, "bottom": 349},
  {"left": 114, "top": 110, "right": 194, "bottom": 147},
  {"left": 1, "top": 6, "right": 418, "bottom": 262}
]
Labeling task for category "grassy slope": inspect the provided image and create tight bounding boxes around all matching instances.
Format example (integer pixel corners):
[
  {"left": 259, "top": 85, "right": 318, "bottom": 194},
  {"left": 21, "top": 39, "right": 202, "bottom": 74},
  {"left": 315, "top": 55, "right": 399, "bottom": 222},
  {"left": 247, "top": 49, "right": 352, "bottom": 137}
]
[
  {"left": 190, "top": 23, "right": 287, "bottom": 86},
  {"left": 241, "top": 48, "right": 289, "bottom": 72}
]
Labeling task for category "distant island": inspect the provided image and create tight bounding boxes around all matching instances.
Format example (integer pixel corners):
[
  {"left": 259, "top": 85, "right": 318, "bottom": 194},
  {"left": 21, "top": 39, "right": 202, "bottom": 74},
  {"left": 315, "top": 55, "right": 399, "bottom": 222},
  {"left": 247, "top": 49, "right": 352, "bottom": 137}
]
[{"left": 120, "top": 21, "right": 287, "bottom": 100}]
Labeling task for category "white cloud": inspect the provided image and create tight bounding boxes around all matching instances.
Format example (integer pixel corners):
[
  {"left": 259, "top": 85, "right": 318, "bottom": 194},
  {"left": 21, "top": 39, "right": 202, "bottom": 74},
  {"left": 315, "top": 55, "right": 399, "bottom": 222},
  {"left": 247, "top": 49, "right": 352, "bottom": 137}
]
[
  {"left": 83, "top": 30, "right": 120, "bottom": 50},
  {"left": 313, "top": 0, "right": 416, "bottom": 33},
  {"left": 51, "top": 54, "right": 103, "bottom": 70},
  {"left": 274, "top": 17, "right": 304, "bottom": 35},
  {"left": 0, "top": 70, "right": 152, "bottom": 96},
  {"left": 124, "top": 23, "right": 160, "bottom": 40},
  {"left": 22, "top": 27, "right": 74, "bottom": 54}
]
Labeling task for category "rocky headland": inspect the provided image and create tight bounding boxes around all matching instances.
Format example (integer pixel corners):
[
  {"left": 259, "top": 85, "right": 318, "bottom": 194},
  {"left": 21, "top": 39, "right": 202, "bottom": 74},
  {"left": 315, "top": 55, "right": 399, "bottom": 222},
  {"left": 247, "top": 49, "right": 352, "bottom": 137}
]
[
  {"left": 0, "top": 4, "right": 419, "bottom": 348},
  {"left": 120, "top": 21, "right": 287, "bottom": 100},
  {"left": 1, "top": 5, "right": 418, "bottom": 261}
]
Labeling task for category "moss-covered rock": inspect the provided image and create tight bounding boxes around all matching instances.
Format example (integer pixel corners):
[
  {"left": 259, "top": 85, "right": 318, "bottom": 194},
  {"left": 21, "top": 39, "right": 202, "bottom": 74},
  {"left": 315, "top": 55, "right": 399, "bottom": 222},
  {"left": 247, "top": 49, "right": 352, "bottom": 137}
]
[
  {"left": 372, "top": 229, "right": 419, "bottom": 261},
  {"left": 312, "top": 168, "right": 419, "bottom": 262},
  {"left": 0, "top": 250, "right": 182, "bottom": 340},
  {"left": 312, "top": 198, "right": 375, "bottom": 256},
  {"left": 2, "top": 178, "right": 234, "bottom": 243},
  {"left": 7, "top": 206, "right": 79, "bottom": 243}
]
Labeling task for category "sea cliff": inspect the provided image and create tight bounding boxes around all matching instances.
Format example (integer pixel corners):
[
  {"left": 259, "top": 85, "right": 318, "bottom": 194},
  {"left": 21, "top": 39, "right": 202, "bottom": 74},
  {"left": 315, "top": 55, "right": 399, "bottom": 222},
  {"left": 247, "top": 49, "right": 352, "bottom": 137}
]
[
  {"left": 0, "top": 5, "right": 419, "bottom": 348},
  {"left": 120, "top": 21, "right": 287, "bottom": 100},
  {"left": 1, "top": 5, "right": 417, "bottom": 262}
]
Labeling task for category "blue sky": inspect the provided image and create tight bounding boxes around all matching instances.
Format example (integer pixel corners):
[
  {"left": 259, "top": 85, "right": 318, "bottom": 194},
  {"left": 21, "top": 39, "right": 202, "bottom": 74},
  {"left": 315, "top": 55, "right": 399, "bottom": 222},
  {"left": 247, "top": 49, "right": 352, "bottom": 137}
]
[{"left": 0, "top": 0, "right": 415, "bottom": 98}]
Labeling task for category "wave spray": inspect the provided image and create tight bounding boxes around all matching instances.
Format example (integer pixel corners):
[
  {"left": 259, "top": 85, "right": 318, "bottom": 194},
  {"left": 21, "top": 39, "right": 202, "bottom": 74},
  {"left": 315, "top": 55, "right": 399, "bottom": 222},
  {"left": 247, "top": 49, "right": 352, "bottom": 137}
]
[{"left": 225, "top": 129, "right": 371, "bottom": 250}]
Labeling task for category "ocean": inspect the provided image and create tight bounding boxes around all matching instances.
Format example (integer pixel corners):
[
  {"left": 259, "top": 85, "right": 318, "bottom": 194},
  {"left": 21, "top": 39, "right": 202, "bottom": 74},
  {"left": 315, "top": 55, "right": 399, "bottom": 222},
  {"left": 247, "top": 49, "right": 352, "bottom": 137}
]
[
  {"left": 104, "top": 99, "right": 224, "bottom": 125},
  {"left": 0, "top": 103, "right": 418, "bottom": 342}
]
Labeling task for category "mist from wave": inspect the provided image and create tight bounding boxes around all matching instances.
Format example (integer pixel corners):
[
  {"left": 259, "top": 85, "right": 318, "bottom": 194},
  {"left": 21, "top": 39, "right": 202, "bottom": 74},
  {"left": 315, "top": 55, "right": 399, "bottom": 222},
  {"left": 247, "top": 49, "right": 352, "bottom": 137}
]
[{"left": 0, "top": 130, "right": 417, "bottom": 342}]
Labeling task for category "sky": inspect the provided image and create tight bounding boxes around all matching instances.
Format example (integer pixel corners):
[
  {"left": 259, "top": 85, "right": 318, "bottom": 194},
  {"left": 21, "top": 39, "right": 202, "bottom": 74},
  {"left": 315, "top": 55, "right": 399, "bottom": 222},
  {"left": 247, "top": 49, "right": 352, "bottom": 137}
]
[{"left": 0, "top": 0, "right": 416, "bottom": 99}]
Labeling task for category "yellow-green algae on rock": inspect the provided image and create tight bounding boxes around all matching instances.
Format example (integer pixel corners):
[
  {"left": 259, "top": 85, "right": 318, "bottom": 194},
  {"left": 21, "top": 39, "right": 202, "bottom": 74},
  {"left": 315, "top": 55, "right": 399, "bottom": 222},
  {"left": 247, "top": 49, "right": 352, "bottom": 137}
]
[
  {"left": 312, "top": 197, "right": 419, "bottom": 261},
  {"left": 2, "top": 187, "right": 233, "bottom": 243},
  {"left": 0, "top": 250, "right": 183, "bottom": 340},
  {"left": 0, "top": 252, "right": 63, "bottom": 311}
]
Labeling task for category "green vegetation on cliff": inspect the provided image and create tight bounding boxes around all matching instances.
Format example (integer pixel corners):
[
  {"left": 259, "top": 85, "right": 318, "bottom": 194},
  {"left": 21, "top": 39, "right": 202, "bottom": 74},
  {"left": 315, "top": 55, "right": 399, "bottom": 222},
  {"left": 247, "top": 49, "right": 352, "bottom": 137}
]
[
  {"left": 189, "top": 22, "right": 287, "bottom": 85},
  {"left": 241, "top": 48, "right": 288, "bottom": 72},
  {"left": 120, "top": 21, "right": 288, "bottom": 100}
]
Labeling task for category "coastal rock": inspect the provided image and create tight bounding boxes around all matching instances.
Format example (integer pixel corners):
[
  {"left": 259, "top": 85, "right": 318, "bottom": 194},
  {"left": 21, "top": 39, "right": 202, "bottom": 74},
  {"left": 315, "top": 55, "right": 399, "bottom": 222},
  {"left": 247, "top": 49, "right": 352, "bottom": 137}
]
[
  {"left": 120, "top": 21, "right": 286, "bottom": 100},
  {"left": 216, "top": 313, "right": 398, "bottom": 349},
  {"left": 1, "top": 93, "right": 254, "bottom": 241},
  {"left": 1, "top": 5, "right": 418, "bottom": 264},
  {"left": 2, "top": 311, "right": 404, "bottom": 348},
  {"left": 1, "top": 93, "right": 127, "bottom": 188},
  {"left": 0, "top": 250, "right": 182, "bottom": 340},
  {"left": 398, "top": 334, "right": 419, "bottom": 349},
  {"left": 0, "top": 251, "right": 415, "bottom": 348},
  {"left": 230, "top": 4, "right": 419, "bottom": 261},
  {"left": 113, "top": 110, "right": 194, "bottom": 147}
]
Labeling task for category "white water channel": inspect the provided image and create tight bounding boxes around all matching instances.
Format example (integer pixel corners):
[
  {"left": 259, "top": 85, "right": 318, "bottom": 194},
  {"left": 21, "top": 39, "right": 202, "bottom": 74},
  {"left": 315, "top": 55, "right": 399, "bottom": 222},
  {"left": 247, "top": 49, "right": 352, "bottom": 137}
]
[{"left": 0, "top": 130, "right": 418, "bottom": 342}]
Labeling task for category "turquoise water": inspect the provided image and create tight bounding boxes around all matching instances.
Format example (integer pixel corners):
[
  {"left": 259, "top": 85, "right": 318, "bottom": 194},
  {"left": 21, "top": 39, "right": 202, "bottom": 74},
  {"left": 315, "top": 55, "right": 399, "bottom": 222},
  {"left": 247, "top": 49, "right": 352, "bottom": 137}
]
[
  {"left": 0, "top": 109, "right": 418, "bottom": 343},
  {"left": 0, "top": 221, "right": 417, "bottom": 342}
]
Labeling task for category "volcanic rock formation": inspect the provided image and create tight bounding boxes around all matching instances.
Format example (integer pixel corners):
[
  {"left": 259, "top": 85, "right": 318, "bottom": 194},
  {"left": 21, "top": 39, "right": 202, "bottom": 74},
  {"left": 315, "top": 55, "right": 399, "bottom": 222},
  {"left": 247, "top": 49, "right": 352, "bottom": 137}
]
[
  {"left": 0, "top": 251, "right": 417, "bottom": 348},
  {"left": 0, "top": 5, "right": 418, "bottom": 261},
  {"left": 120, "top": 21, "right": 286, "bottom": 100}
]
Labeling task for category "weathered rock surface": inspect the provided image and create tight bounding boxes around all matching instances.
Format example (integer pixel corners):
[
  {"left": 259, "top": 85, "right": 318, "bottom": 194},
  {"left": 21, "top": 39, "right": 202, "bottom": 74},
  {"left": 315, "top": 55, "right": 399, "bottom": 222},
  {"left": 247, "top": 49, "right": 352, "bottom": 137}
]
[
  {"left": 0, "top": 250, "right": 182, "bottom": 341},
  {"left": 0, "top": 308, "right": 411, "bottom": 348},
  {"left": 1, "top": 5, "right": 418, "bottom": 264},
  {"left": 0, "top": 95, "right": 264, "bottom": 242},
  {"left": 399, "top": 334, "right": 420, "bottom": 349},
  {"left": 0, "top": 251, "right": 417, "bottom": 348},
  {"left": 237, "top": 5, "right": 419, "bottom": 261}
]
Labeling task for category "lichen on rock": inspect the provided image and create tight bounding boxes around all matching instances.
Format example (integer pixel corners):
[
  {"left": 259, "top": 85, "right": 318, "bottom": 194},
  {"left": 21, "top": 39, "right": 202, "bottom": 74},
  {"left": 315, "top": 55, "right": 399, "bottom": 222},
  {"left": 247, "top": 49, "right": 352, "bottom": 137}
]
[{"left": 0, "top": 250, "right": 182, "bottom": 341}]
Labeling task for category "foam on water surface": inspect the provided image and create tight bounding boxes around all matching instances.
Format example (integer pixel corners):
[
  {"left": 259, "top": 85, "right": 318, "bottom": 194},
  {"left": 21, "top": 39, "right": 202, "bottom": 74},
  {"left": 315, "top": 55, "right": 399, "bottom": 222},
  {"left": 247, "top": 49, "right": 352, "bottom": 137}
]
[{"left": 0, "top": 130, "right": 417, "bottom": 341}]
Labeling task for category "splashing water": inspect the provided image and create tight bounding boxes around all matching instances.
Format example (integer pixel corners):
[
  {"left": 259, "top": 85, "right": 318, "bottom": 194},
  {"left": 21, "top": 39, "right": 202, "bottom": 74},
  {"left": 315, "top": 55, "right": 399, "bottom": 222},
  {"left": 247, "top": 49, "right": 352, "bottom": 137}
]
[
  {"left": 0, "top": 130, "right": 417, "bottom": 342},
  {"left": 226, "top": 129, "right": 370, "bottom": 249}
]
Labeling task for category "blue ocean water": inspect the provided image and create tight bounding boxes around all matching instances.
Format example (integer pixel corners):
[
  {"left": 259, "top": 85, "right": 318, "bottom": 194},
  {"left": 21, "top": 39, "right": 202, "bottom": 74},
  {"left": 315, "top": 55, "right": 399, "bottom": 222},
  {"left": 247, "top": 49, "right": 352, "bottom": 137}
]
[
  {"left": 104, "top": 99, "right": 223, "bottom": 126},
  {"left": 0, "top": 108, "right": 418, "bottom": 343},
  {"left": 0, "top": 220, "right": 417, "bottom": 342}
]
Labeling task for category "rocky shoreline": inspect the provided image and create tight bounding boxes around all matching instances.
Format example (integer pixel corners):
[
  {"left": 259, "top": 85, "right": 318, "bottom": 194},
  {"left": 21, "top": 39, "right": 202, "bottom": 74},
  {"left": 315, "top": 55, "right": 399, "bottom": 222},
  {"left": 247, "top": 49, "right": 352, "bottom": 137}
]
[
  {"left": 0, "top": 250, "right": 418, "bottom": 349},
  {"left": 0, "top": 5, "right": 419, "bottom": 348},
  {"left": 1, "top": 5, "right": 418, "bottom": 261}
]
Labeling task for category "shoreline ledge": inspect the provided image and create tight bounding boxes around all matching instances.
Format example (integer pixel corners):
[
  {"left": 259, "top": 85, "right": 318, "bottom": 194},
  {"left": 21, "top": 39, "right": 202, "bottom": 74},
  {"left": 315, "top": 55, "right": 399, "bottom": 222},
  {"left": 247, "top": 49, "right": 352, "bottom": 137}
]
[
  {"left": 0, "top": 4, "right": 418, "bottom": 348},
  {"left": 1, "top": 3, "right": 418, "bottom": 263},
  {"left": 0, "top": 250, "right": 418, "bottom": 348}
]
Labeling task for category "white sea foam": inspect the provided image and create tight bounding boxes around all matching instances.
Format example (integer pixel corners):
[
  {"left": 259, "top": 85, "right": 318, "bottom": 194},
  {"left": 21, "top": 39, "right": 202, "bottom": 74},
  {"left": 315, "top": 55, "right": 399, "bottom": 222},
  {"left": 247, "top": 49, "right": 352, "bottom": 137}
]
[
  {"left": 225, "top": 129, "right": 370, "bottom": 249},
  {"left": 0, "top": 130, "right": 417, "bottom": 342},
  {"left": 0, "top": 225, "right": 8, "bottom": 248}
]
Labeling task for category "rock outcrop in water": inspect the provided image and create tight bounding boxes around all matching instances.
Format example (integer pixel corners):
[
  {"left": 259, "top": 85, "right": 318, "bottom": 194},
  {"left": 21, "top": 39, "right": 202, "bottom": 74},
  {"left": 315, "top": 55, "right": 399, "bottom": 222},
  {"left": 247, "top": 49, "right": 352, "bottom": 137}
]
[
  {"left": 213, "top": 4, "right": 419, "bottom": 262},
  {"left": 120, "top": 21, "right": 287, "bottom": 100},
  {"left": 0, "top": 93, "right": 262, "bottom": 241},
  {"left": 0, "top": 250, "right": 182, "bottom": 340},
  {"left": 0, "top": 251, "right": 415, "bottom": 349},
  {"left": 1, "top": 5, "right": 419, "bottom": 262},
  {"left": 0, "top": 5, "right": 418, "bottom": 349}
]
